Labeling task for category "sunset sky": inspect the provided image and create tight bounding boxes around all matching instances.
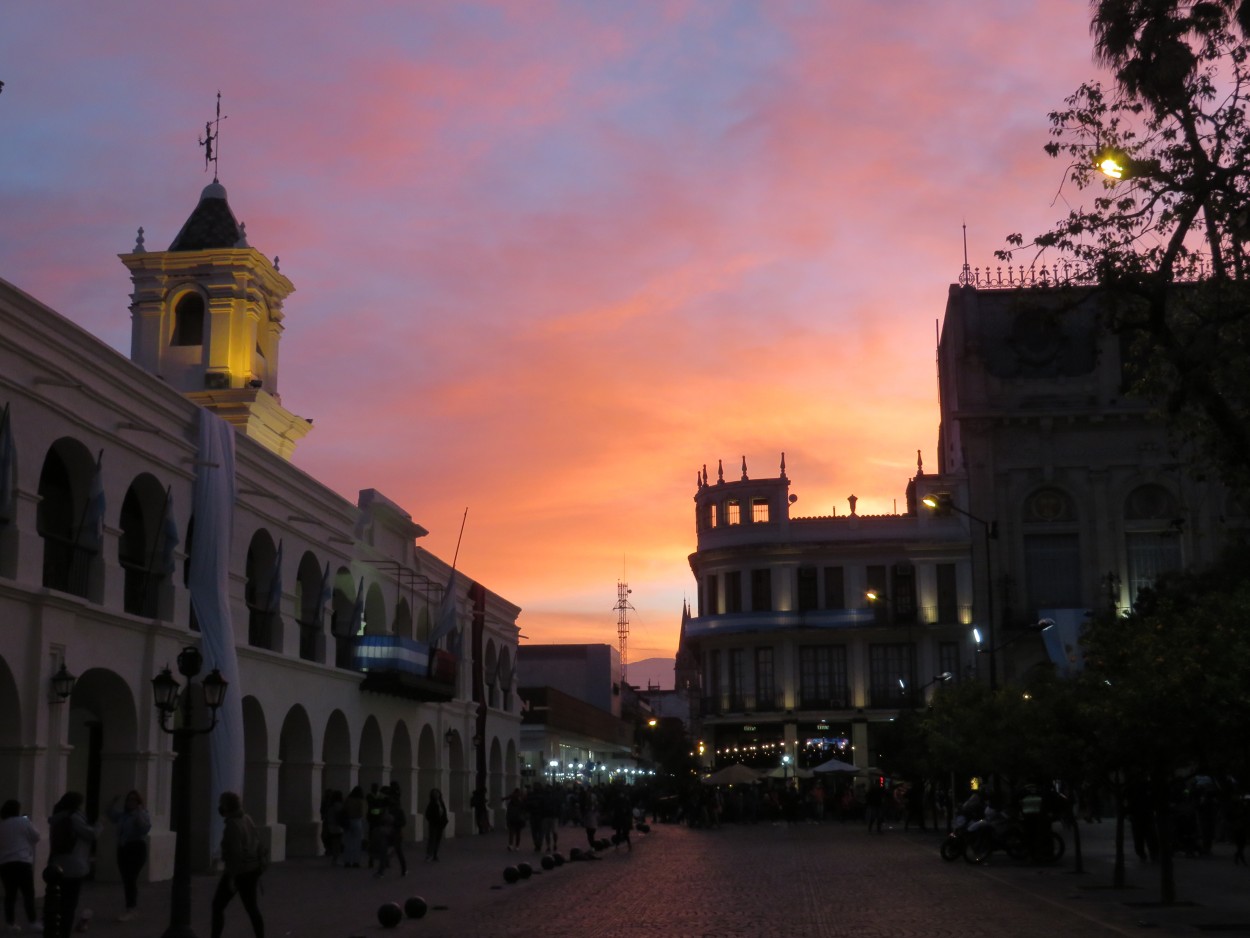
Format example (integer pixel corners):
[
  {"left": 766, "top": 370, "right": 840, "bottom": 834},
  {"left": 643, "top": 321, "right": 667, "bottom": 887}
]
[{"left": 0, "top": 1, "right": 1109, "bottom": 671}]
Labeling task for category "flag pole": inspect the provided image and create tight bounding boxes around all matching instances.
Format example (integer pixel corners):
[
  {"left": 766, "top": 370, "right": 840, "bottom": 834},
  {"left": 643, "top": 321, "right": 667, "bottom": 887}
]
[{"left": 450, "top": 507, "right": 468, "bottom": 572}]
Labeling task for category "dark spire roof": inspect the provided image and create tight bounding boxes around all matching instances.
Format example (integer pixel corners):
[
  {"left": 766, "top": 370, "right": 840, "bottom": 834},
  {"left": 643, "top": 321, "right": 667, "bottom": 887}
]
[{"left": 168, "top": 181, "right": 248, "bottom": 251}]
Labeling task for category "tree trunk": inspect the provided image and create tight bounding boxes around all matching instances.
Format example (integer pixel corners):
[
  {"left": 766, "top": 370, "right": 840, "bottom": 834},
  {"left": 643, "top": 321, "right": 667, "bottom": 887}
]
[
  {"left": 1152, "top": 771, "right": 1176, "bottom": 904},
  {"left": 1112, "top": 795, "right": 1125, "bottom": 888}
]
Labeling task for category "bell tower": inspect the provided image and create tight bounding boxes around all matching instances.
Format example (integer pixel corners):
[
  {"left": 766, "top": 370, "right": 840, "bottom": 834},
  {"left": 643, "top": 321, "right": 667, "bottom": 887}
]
[{"left": 120, "top": 179, "right": 312, "bottom": 460}]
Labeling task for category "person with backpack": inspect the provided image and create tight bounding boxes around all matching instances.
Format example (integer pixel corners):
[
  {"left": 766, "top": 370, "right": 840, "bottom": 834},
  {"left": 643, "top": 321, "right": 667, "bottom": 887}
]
[
  {"left": 211, "top": 791, "right": 264, "bottom": 938},
  {"left": 44, "top": 791, "right": 98, "bottom": 938}
]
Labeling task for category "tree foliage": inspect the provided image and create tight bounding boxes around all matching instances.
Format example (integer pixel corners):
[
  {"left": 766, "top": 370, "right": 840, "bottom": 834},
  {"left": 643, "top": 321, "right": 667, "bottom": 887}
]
[
  {"left": 1000, "top": 0, "right": 1250, "bottom": 493},
  {"left": 1080, "top": 550, "right": 1250, "bottom": 778}
]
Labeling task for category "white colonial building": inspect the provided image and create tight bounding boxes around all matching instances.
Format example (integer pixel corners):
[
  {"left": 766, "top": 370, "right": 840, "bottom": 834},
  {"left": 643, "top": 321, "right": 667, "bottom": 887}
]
[{"left": 0, "top": 178, "right": 521, "bottom": 884}]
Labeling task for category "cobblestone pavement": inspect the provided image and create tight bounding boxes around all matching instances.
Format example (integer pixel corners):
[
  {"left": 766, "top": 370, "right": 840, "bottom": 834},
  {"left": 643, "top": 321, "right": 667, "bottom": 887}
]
[{"left": 63, "top": 819, "right": 1250, "bottom": 938}]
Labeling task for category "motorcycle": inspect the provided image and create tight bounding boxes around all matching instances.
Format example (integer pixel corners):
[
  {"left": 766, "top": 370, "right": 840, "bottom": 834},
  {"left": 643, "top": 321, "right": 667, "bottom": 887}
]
[
  {"left": 964, "top": 808, "right": 1066, "bottom": 864},
  {"left": 963, "top": 808, "right": 1029, "bottom": 864}
]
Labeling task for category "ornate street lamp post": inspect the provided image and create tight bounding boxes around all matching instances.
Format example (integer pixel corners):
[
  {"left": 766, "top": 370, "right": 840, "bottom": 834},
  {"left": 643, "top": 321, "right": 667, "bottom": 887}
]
[{"left": 152, "top": 646, "right": 227, "bottom": 938}]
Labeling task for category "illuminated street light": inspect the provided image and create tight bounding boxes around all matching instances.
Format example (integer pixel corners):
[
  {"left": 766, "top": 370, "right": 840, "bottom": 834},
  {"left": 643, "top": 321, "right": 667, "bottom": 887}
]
[{"left": 1094, "top": 146, "right": 1161, "bottom": 182}]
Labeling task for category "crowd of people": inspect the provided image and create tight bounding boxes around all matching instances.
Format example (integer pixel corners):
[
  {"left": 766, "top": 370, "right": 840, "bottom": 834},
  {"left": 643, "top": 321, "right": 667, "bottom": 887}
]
[{"left": 0, "top": 788, "right": 152, "bottom": 936}]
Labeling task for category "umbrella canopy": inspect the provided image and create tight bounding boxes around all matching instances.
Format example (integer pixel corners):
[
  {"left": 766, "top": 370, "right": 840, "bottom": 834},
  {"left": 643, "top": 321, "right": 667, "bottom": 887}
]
[
  {"left": 812, "top": 757, "right": 860, "bottom": 775},
  {"left": 701, "top": 763, "right": 763, "bottom": 786},
  {"left": 764, "top": 764, "right": 814, "bottom": 780}
]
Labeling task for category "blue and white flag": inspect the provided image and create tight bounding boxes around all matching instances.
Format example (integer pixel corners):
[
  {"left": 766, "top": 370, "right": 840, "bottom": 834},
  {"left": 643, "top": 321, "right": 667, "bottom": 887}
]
[
  {"left": 317, "top": 561, "right": 333, "bottom": 609},
  {"left": 78, "top": 449, "right": 106, "bottom": 551},
  {"left": 428, "top": 570, "right": 459, "bottom": 647},
  {"left": 349, "top": 575, "right": 365, "bottom": 635},
  {"left": 267, "top": 539, "right": 284, "bottom": 614},
  {"left": 157, "top": 486, "right": 179, "bottom": 575}
]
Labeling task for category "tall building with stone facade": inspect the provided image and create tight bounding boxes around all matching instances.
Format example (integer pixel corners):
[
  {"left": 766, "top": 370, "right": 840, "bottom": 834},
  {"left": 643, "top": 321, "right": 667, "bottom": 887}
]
[
  {"left": 0, "top": 179, "right": 521, "bottom": 883},
  {"left": 679, "top": 280, "right": 1243, "bottom": 774}
]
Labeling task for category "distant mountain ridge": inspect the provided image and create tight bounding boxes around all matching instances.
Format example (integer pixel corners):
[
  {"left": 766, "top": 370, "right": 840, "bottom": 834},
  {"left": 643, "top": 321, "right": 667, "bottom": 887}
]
[{"left": 625, "top": 656, "right": 676, "bottom": 691}]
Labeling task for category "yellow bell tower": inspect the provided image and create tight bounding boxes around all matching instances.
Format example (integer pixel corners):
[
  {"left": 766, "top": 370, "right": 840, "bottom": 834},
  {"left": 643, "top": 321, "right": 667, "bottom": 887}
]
[{"left": 120, "top": 179, "right": 312, "bottom": 460}]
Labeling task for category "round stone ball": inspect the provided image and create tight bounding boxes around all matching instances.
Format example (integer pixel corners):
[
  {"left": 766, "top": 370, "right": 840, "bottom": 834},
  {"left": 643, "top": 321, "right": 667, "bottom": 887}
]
[
  {"left": 540, "top": 854, "right": 555, "bottom": 870},
  {"left": 377, "top": 902, "right": 403, "bottom": 928},
  {"left": 517, "top": 861, "right": 533, "bottom": 879},
  {"left": 569, "top": 847, "right": 583, "bottom": 861},
  {"left": 552, "top": 852, "right": 565, "bottom": 866},
  {"left": 404, "top": 896, "right": 428, "bottom": 919},
  {"left": 503, "top": 865, "right": 520, "bottom": 884}
]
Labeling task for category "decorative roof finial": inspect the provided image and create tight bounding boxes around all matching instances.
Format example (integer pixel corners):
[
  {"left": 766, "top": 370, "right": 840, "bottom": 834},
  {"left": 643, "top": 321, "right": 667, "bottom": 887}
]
[
  {"left": 916, "top": 449, "right": 924, "bottom": 476},
  {"left": 198, "top": 91, "right": 228, "bottom": 182},
  {"left": 273, "top": 255, "right": 280, "bottom": 271},
  {"left": 235, "top": 221, "right": 249, "bottom": 248},
  {"left": 717, "top": 460, "right": 724, "bottom": 484},
  {"left": 702, "top": 464, "right": 708, "bottom": 486},
  {"left": 780, "top": 452, "right": 787, "bottom": 480},
  {"left": 133, "top": 226, "right": 146, "bottom": 253},
  {"left": 741, "top": 456, "right": 748, "bottom": 481},
  {"left": 848, "top": 494, "right": 858, "bottom": 516}
]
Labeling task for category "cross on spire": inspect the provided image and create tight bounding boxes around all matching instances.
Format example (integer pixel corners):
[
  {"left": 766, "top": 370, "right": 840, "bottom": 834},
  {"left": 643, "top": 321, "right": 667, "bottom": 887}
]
[{"left": 198, "top": 92, "right": 228, "bottom": 181}]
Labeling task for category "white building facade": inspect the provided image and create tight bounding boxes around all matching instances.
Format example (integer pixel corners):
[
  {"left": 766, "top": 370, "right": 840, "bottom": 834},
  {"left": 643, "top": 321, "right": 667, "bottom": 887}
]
[{"left": 0, "top": 180, "right": 521, "bottom": 884}]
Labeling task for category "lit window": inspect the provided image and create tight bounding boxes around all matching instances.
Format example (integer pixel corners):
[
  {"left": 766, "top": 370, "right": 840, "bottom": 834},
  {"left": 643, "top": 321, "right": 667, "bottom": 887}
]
[
  {"left": 751, "top": 498, "right": 769, "bottom": 523},
  {"left": 726, "top": 499, "right": 741, "bottom": 525}
]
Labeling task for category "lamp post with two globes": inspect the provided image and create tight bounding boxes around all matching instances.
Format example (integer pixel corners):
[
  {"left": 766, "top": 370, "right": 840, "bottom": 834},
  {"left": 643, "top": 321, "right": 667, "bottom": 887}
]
[{"left": 151, "top": 646, "right": 228, "bottom": 938}]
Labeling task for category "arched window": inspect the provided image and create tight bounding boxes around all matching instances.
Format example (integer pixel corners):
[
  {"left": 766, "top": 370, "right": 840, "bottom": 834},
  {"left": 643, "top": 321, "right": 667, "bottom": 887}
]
[
  {"left": 483, "top": 641, "right": 499, "bottom": 709},
  {"left": 245, "top": 530, "right": 280, "bottom": 651},
  {"left": 330, "top": 567, "right": 356, "bottom": 669},
  {"left": 296, "top": 551, "right": 326, "bottom": 663},
  {"left": 171, "top": 292, "right": 205, "bottom": 347},
  {"left": 118, "top": 474, "right": 172, "bottom": 618},
  {"left": 37, "top": 440, "right": 101, "bottom": 600},
  {"left": 365, "top": 583, "right": 387, "bottom": 636},
  {"left": 1, "top": 401, "right": 19, "bottom": 579},
  {"left": 394, "top": 598, "right": 413, "bottom": 641}
]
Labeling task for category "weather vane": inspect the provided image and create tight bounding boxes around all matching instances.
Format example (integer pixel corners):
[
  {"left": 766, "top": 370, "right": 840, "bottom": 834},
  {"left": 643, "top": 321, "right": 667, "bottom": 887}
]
[{"left": 198, "top": 92, "right": 227, "bottom": 181}]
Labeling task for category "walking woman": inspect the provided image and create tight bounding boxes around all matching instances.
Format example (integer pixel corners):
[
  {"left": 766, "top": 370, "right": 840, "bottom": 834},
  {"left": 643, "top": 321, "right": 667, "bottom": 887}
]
[
  {"left": 106, "top": 790, "right": 151, "bottom": 922},
  {"left": 423, "top": 790, "right": 448, "bottom": 862}
]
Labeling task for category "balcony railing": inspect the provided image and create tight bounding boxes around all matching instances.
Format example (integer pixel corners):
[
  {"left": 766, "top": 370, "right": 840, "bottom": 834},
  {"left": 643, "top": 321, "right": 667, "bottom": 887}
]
[{"left": 699, "top": 691, "right": 784, "bottom": 716}]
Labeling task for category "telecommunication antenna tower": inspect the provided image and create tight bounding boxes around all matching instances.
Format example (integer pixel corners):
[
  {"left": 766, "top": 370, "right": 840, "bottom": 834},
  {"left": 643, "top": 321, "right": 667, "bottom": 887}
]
[{"left": 614, "top": 580, "right": 634, "bottom": 680}]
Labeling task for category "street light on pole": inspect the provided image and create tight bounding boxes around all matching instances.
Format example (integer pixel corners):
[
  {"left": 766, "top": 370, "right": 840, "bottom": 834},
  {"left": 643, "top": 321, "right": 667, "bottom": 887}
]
[
  {"left": 923, "top": 493, "right": 999, "bottom": 690},
  {"left": 151, "top": 645, "right": 227, "bottom": 938}
]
